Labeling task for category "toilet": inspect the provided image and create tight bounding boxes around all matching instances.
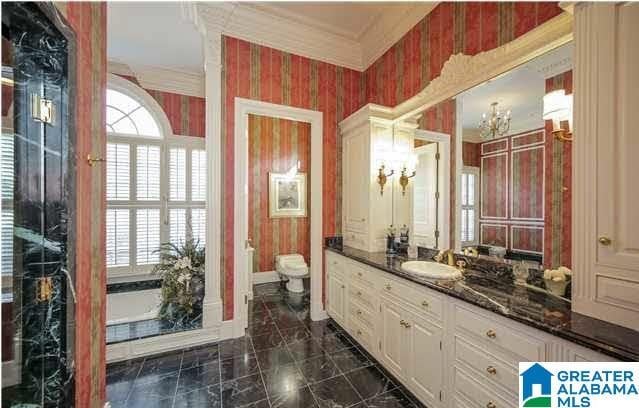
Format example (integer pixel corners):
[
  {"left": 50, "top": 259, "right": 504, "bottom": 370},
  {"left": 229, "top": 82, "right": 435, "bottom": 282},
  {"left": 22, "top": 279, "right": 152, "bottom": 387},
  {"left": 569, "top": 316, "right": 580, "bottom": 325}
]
[{"left": 275, "top": 254, "right": 309, "bottom": 293}]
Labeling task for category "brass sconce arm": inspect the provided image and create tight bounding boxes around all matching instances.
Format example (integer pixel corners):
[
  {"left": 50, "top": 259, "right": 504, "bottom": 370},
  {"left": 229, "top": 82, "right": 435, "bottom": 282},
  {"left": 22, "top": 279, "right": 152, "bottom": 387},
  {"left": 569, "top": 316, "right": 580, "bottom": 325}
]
[
  {"left": 553, "top": 128, "right": 573, "bottom": 142},
  {"left": 399, "top": 167, "right": 416, "bottom": 196},
  {"left": 377, "top": 165, "right": 394, "bottom": 195}
]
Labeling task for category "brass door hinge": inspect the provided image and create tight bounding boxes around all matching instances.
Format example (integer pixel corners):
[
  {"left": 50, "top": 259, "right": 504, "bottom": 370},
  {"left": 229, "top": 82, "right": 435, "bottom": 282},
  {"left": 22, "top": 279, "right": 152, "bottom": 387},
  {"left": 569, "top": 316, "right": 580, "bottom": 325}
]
[
  {"left": 435, "top": 152, "right": 441, "bottom": 160},
  {"left": 31, "top": 94, "right": 54, "bottom": 124},
  {"left": 435, "top": 230, "right": 440, "bottom": 238},
  {"left": 36, "top": 277, "right": 53, "bottom": 302},
  {"left": 435, "top": 191, "right": 440, "bottom": 199},
  {"left": 244, "top": 294, "right": 248, "bottom": 304}
]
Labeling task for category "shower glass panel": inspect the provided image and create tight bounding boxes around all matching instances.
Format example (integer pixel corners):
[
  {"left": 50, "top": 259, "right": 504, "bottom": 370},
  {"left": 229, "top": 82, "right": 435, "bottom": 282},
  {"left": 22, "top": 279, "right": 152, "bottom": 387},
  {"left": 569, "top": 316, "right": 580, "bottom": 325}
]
[{"left": 2, "top": 3, "right": 75, "bottom": 407}]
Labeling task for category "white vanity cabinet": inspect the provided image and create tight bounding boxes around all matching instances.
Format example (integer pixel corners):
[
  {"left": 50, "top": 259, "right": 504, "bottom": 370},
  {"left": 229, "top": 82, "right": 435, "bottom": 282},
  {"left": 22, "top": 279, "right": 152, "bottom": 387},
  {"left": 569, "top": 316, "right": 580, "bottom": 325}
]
[{"left": 324, "top": 250, "right": 620, "bottom": 408}]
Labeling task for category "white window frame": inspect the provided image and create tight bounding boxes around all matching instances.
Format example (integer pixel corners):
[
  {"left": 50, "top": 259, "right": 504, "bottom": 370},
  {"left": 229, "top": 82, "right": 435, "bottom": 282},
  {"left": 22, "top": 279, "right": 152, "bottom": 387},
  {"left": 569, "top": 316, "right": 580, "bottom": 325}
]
[
  {"left": 106, "top": 74, "right": 205, "bottom": 282},
  {"left": 461, "top": 165, "right": 480, "bottom": 246}
]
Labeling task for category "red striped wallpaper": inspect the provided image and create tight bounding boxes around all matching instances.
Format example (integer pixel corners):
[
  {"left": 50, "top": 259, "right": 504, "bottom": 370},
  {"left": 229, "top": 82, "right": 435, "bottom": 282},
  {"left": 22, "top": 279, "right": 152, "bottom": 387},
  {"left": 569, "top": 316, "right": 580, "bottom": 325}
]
[
  {"left": 544, "top": 70, "right": 573, "bottom": 269},
  {"left": 462, "top": 142, "right": 481, "bottom": 167},
  {"left": 248, "top": 114, "right": 311, "bottom": 273},
  {"left": 56, "top": 2, "right": 107, "bottom": 406},
  {"left": 221, "top": 37, "right": 365, "bottom": 319},
  {"left": 364, "top": 2, "right": 563, "bottom": 106}
]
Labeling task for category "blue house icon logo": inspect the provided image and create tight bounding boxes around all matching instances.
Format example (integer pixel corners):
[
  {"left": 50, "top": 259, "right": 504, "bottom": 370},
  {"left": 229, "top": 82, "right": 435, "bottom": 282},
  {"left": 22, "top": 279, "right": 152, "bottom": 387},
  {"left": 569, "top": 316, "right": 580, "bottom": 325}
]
[{"left": 520, "top": 363, "right": 553, "bottom": 407}]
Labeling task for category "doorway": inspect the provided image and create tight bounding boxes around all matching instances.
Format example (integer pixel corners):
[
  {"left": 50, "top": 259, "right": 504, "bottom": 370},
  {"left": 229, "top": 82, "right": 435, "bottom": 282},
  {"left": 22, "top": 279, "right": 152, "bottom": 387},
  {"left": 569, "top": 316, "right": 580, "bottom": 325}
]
[{"left": 233, "top": 98, "right": 324, "bottom": 336}]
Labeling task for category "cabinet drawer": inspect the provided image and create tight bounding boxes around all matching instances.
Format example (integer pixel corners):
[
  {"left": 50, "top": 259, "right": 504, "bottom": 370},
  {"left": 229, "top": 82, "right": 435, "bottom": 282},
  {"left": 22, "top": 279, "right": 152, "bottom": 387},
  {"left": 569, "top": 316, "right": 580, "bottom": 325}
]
[
  {"left": 454, "top": 305, "right": 545, "bottom": 362},
  {"left": 349, "top": 281, "right": 376, "bottom": 311},
  {"left": 347, "top": 314, "right": 374, "bottom": 351},
  {"left": 349, "top": 299, "right": 374, "bottom": 327},
  {"left": 326, "top": 253, "right": 346, "bottom": 277},
  {"left": 380, "top": 276, "right": 443, "bottom": 320},
  {"left": 343, "top": 231, "right": 368, "bottom": 250},
  {"left": 349, "top": 262, "right": 376, "bottom": 288},
  {"left": 453, "top": 366, "right": 514, "bottom": 408},
  {"left": 454, "top": 336, "right": 518, "bottom": 395}
]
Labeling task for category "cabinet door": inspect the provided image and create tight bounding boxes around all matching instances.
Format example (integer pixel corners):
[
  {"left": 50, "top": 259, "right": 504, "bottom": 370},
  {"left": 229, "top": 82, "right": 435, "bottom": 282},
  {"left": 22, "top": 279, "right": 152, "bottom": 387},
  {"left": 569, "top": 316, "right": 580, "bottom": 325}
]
[
  {"left": 327, "top": 274, "right": 346, "bottom": 324},
  {"left": 573, "top": 3, "right": 639, "bottom": 330},
  {"left": 405, "top": 311, "right": 443, "bottom": 406},
  {"left": 343, "top": 130, "right": 369, "bottom": 233},
  {"left": 380, "top": 298, "right": 406, "bottom": 379}
]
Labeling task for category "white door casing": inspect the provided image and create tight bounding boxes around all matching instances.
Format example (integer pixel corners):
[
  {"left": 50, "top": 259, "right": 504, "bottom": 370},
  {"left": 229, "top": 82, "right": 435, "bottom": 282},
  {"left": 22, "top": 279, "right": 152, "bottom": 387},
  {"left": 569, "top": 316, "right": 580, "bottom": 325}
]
[{"left": 234, "top": 98, "right": 325, "bottom": 337}]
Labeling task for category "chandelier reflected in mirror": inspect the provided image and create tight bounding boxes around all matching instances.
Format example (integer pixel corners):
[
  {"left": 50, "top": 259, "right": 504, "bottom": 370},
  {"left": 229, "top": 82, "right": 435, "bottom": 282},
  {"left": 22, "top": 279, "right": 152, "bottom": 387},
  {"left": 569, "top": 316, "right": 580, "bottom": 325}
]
[{"left": 478, "top": 101, "right": 511, "bottom": 140}]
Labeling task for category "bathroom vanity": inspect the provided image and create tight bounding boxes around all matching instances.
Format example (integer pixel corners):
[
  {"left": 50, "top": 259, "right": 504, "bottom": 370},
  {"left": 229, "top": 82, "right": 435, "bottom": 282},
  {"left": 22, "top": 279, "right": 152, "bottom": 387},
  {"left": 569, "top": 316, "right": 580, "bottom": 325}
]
[{"left": 325, "top": 245, "right": 638, "bottom": 408}]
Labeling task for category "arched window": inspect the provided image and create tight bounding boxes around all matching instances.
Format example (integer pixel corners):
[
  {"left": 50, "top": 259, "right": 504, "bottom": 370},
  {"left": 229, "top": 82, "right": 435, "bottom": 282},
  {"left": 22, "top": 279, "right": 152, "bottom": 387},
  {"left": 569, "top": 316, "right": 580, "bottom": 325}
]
[{"left": 106, "top": 75, "right": 206, "bottom": 280}]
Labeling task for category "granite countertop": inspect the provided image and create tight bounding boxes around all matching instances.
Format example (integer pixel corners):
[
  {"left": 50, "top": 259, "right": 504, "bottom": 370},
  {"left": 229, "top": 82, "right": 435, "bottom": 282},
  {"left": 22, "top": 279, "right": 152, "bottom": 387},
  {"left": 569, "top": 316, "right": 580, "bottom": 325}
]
[{"left": 325, "top": 243, "right": 639, "bottom": 361}]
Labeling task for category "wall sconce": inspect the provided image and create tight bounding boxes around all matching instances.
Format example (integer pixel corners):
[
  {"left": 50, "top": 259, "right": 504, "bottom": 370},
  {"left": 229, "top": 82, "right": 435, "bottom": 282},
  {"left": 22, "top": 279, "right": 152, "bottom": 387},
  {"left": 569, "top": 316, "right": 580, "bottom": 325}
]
[
  {"left": 398, "top": 166, "right": 416, "bottom": 196},
  {"left": 377, "top": 165, "right": 394, "bottom": 195},
  {"left": 543, "top": 89, "right": 573, "bottom": 142}
]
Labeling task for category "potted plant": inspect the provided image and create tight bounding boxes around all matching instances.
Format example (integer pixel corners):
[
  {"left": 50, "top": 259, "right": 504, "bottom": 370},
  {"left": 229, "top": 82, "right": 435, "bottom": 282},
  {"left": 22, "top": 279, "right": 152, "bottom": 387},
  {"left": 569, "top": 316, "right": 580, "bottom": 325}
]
[{"left": 152, "top": 238, "right": 205, "bottom": 327}]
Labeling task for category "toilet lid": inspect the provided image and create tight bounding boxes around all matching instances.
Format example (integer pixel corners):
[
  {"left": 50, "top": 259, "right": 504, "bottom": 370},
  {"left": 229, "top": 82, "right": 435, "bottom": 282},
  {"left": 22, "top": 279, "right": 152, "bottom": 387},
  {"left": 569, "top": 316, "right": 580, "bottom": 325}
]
[{"left": 281, "top": 259, "right": 307, "bottom": 269}]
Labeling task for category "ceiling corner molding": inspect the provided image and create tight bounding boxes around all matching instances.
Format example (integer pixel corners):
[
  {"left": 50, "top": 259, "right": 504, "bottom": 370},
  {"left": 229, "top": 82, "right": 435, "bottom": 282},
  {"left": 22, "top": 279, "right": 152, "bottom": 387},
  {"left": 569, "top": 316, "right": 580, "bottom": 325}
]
[
  {"left": 194, "top": 3, "right": 363, "bottom": 70},
  {"left": 360, "top": 2, "right": 439, "bottom": 70},
  {"left": 107, "top": 60, "right": 205, "bottom": 98}
]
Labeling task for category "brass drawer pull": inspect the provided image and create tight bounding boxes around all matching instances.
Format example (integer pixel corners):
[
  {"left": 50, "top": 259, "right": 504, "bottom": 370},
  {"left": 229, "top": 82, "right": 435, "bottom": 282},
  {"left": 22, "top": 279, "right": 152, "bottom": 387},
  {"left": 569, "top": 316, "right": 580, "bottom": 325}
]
[
  {"left": 341, "top": 285, "right": 345, "bottom": 289},
  {"left": 486, "top": 366, "right": 497, "bottom": 375},
  {"left": 486, "top": 330, "right": 497, "bottom": 339},
  {"left": 400, "top": 320, "right": 411, "bottom": 328},
  {"left": 486, "top": 402, "right": 496, "bottom": 408},
  {"left": 357, "top": 330, "right": 362, "bottom": 335},
  {"left": 357, "top": 291, "right": 362, "bottom": 296},
  {"left": 357, "top": 272, "right": 363, "bottom": 277},
  {"left": 421, "top": 300, "right": 429, "bottom": 307},
  {"left": 357, "top": 310, "right": 362, "bottom": 315},
  {"left": 385, "top": 284, "right": 392, "bottom": 291},
  {"left": 598, "top": 236, "right": 612, "bottom": 246}
]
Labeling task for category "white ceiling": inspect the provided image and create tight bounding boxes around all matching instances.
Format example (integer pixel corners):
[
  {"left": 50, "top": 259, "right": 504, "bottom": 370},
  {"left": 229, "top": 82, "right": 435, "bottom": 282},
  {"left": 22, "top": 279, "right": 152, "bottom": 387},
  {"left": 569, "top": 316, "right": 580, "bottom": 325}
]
[
  {"left": 107, "top": 2, "right": 436, "bottom": 75},
  {"left": 108, "top": 2, "right": 203, "bottom": 74},
  {"left": 460, "top": 43, "right": 573, "bottom": 142},
  {"left": 249, "top": 2, "right": 416, "bottom": 40}
]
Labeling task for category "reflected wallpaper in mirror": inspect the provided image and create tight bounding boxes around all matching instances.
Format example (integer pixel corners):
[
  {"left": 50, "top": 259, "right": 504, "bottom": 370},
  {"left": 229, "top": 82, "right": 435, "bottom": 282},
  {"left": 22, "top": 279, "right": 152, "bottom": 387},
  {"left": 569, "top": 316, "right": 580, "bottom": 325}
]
[{"left": 457, "top": 42, "right": 573, "bottom": 270}]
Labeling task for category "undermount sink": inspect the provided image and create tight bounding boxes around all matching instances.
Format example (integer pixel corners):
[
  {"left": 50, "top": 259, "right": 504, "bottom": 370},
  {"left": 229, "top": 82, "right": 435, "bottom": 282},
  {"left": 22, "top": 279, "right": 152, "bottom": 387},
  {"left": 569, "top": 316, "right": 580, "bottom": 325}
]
[{"left": 401, "top": 261, "right": 462, "bottom": 280}]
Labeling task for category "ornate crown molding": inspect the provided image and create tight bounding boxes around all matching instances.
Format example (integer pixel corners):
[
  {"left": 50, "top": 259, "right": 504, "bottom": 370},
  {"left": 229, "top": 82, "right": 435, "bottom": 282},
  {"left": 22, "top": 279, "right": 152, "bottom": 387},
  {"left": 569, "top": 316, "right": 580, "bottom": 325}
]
[
  {"left": 182, "top": 2, "right": 439, "bottom": 71},
  {"left": 108, "top": 60, "right": 204, "bottom": 98},
  {"left": 390, "top": 12, "right": 574, "bottom": 122}
]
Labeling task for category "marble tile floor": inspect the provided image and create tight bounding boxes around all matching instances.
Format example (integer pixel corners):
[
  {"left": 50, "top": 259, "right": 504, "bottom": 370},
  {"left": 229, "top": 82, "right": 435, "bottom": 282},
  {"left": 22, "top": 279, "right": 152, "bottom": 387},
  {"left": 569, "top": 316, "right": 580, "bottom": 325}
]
[{"left": 106, "top": 281, "right": 426, "bottom": 408}]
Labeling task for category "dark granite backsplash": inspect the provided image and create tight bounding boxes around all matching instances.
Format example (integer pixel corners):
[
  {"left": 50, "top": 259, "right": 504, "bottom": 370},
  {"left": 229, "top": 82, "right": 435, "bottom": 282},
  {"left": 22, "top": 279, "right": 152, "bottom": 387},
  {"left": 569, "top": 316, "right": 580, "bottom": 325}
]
[
  {"left": 324, "top": 237, "right": 639, "bottom": 361},
  {"left": 107, "top": 279, "right": 162, "bottom": 294}
]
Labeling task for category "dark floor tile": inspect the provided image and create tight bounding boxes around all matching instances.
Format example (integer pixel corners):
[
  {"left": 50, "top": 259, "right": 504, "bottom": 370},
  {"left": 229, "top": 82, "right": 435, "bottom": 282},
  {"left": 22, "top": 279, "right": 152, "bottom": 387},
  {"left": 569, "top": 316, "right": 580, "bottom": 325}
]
[
  {"left": 181, "top": 344, "right": 220, "bottom": 369},
  {"left": 308, "top": 320, "right": 342, "bottom": 338},
  {"left": 251, "top": 330, "right": 285, "bottom": 351},
  {"left": 315, "top": 332, "right": 354, "bottom": 353},
  {"left": 346, "top": 366, "right": 397, "bottom": 400},
  {"left": 364, "top": 388, "right": 416, "bottom": 408},
  {"left": 262, "top": 295, "right": 291, "bottom": 310},
  {"left": 138, "top": 352, "right": 183, "bottom": 377},
  {"left": 296, "top": 354, "right": 340, "bottom": 383},
  {"left": 280, "top": 326, "right": 312, "bottom": 344},
  {"left": 126, "top": 394, "right": 174, "bottom": 408},
  {"left": 248, "top": 321, "right": 280, "bottom": 337},
  {"left": 270, "top": 385, "right": 319, "bottom": 408},
  {"left": 349, "top": 403, "right": 368, "bottom": 408},
  {"left": 250, "top": 299, "right": 270, "bottom": 314},
  {"left": 287, "top": 339, "right": 325, "bottom": 361},
  {"left": 262, "top": 363, "right": 308, "bottom": 397},
  {"left": 218, "top": 337, "right": 254, "bottom": 359},
  {"left": 249, "top": 311, "right": 274, "bottom": 326},
  {"left": 220, "top": 373, "right": 267, "bottom": 407},
  {"left": 241, "top": 398, "right": 271, "bottom": 407},
  {"left": 220, "top": 353, "right": 260, "bottom": 381},
  {"left": 173, "top": 384, "right": 221, "bottom": 408},
  {"left": 330, "top": 347, "right": 372, "bottom": 373},
  {"left": 255, "top": 346, "right": 295, "bottom": 370},
  {"left": 269, "top": 306, "right": 300, "bottom": 320},
  {"left": 273, "top": 314, "right": 305, "bottom": 330},
  {"left": 176, "top": 361, "right": 221, "bottom": 395},
  {"left": 128, "top": 374, "right": 178, "bottom": 401},
  {"left": 254, "top": 283, "right": 284, "bottom": 297},
  {"left": 310, "top": 375, "right": 362, "bottom": 408}
]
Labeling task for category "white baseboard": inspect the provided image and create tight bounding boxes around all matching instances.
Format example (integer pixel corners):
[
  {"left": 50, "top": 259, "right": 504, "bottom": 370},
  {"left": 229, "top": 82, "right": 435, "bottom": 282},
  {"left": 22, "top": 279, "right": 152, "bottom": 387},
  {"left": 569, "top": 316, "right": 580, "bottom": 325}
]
[{"left": 252, "top": 271, "right": 281, "bottom": 285}]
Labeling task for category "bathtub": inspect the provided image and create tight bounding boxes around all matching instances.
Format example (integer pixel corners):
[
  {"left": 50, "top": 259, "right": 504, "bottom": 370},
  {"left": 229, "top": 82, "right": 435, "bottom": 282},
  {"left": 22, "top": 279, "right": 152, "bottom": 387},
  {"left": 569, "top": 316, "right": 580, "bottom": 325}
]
[{"left": 106, "top": 288, "right": 162, "bottom": 326}]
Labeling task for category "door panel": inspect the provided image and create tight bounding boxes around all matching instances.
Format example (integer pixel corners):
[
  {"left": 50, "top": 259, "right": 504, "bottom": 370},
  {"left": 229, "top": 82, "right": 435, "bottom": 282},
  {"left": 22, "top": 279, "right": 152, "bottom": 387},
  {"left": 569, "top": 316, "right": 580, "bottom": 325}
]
[
  {"left": 380, "top": 298, "right": 405, "bottom": 378},
  {"left": 406, "top": 312, "right": 443, "bottom": 405},
  {"left": 328, "top": 274, "right": 346, "bottom": 324},
  {"left": 343, "top": 130, "right": 369, "bottom": 233}
]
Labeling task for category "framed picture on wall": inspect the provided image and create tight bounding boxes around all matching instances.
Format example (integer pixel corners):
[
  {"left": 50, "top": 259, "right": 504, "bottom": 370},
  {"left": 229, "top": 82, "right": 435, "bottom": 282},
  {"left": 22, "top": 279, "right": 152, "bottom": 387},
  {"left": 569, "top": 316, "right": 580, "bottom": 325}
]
[{"left": 269, "top": 173, "right": 307, "bottom": 218}]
